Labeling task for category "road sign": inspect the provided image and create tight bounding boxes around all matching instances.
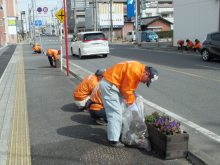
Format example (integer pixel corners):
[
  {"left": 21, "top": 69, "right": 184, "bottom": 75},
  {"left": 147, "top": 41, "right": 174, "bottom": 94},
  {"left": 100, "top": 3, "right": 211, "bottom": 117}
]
[
  {"left": 37, "top": 7, "right": 42, "bottom": 13},
  {"left": 43, "top": 7, "right": 48, "bottom": 14},
  {"left": 55, "top": 8, "right": 67, "bottom": 23},
  {"left": 35, "top": 20, "right": 42, "bottom": 26},
  {"left": 30, "top": 22, "right": 33, "bottom": 25}
]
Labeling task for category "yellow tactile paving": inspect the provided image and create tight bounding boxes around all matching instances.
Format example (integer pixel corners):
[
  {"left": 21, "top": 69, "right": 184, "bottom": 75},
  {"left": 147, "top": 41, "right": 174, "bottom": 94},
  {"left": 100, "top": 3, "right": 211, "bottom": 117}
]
[{"left": 7, "top": 45, "right": 31, "bottom": 165}]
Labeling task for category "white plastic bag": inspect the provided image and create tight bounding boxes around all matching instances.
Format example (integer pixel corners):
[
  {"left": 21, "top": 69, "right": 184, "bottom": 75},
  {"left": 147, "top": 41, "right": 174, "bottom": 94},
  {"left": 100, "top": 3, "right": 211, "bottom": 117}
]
[{"left": 121, "top": 96, "right": 151, "bottom": 151}]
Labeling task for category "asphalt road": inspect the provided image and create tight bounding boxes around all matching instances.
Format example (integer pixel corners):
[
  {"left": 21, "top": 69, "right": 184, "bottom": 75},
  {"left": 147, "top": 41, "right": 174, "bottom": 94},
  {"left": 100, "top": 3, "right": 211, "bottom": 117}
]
[{"left": 36, "top": 36, "right": 220, "bottom": 163}]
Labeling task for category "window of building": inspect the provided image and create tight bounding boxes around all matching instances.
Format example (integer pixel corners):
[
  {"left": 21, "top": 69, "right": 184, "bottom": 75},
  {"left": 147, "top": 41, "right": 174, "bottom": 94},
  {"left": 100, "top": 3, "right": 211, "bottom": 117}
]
[
  {"left": 0, "top": 4, "right": 3, "bottom": 10},
  {"left": 161, "top": 14, "right": 169, "bottom": 17},
  {"left": 0, "top": 19, "right": 2, "bottom": 26}
]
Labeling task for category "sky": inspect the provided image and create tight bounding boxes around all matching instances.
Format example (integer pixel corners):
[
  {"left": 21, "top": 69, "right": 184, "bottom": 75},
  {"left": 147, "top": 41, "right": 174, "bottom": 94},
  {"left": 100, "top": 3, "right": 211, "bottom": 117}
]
[{"left": 17, "top": 0, "right": 63, "bottom": 23}]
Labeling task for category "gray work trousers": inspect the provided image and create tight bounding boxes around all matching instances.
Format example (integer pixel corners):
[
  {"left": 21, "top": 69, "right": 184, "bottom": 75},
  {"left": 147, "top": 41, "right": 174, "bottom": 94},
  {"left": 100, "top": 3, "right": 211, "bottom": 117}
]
[{"left": 99, "top": 78, "right": 124, "bottom": 141}]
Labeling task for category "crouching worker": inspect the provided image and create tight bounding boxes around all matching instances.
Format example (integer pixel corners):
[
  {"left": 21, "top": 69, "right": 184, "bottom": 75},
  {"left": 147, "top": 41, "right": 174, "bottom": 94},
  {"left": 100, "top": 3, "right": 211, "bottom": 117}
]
[
  {"left": 46, "top": 49, "right": 61, "bottom": 68},
  {"left": 99, "top": 61, "right": 159, "bottom": 148},
  {"left": 186, "top": 39, "right": 194, "bottom": 50},
  {"left": 87, "top": 84, "right": 107, "bottom": 125},
  {"left": 177, "top": 39, "right": 184, "bottom": 47},
  {"left": 74, "top": 68, "right": 106, "bottom": 112},
  {"left": 33, "top": 43, "right": 41, "bottom": 54},
  {"left": 193, "top": 39, "right": 202, "bottom": 52}
]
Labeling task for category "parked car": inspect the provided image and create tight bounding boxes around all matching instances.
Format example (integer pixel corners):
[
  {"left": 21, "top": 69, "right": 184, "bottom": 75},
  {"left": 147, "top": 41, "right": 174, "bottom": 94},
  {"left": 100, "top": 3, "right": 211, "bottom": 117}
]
[
  {"left": 70, "top": 31, "right": 109, "bottom": 59},
  {"left": 200, "top": 31, "right": 220, "bottom": 61},
  {"left": 141, "top": 31, "right": 158, "bottom": 42},
  {"left": 125, "top": 31, "right": 136, "bottom": 42}
]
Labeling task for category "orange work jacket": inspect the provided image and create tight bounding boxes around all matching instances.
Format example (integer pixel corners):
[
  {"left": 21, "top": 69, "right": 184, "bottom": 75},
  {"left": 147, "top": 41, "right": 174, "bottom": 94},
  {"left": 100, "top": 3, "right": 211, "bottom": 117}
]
[
  {"left": 193, "top": 42, "right": 202, "bottom": 49},
  {"left": 186, "top": 41, "right": 194, "bottom": 47},
  {"left": 33, "top": 45, "right": 41, "bottom": 50},
  {"left": 47, "top": 49, "right": 59, "bottom": 60},
  {"left": 90, "top": 85, "right": 104, "bottom": 110},
  {"left": 74, "top": 74, "right": 99, "bottom": 101},
  {"left": 103, "top": 61, "right": 145, "bottom": 104},
  {"left": 177, "top": 40, "right": 184, "bottom": 46}
]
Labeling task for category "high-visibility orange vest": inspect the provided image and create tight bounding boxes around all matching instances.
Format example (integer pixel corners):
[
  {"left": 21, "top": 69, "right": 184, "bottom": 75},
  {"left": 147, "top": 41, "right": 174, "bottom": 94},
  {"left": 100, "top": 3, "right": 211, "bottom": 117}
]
[
  {"left": 74, "top": 74, "right": 99, "bottom": 101},
  {"left": 103, "top": 61, "right": 145, "bottom": 104}
]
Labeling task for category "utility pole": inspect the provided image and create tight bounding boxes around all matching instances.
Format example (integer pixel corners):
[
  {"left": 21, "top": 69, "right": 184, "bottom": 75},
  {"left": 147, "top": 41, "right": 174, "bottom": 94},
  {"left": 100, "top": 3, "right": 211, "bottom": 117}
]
[
  {"left": 110, "top": 0, "right": 113, "bottom": 43},
  {"left": 95, "top": 0, "right": 98, "bottom": 31},
  {"left": 32, "top": 0, "right": 36, "bottom": 45}
]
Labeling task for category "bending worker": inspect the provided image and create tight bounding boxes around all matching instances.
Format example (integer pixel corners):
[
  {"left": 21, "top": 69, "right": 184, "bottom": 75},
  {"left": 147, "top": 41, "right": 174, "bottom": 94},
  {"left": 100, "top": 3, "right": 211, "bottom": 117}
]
[
  {"left": 33, "top": 43, "right": 41, "bottom": 54},
  {"left": 46, "top": 49, "right": 61, "bottom": 68},
  {"left": 99, "top": 61, "right": 159, "bottom": 148},
  {"left": 193, "top": 39, "right": 202, "bottom": 52},
  {"left": 88, "top": 84, "right": 107, "bottom": 125},
  {"left": 186, "top": 39, "right": 194, "bottom": 48},
  {"left": 177, "top": 39, "right": 184, "bottom": 47},
  {"left": 74, "top": 68, "right": 106, "bottom": 112}
]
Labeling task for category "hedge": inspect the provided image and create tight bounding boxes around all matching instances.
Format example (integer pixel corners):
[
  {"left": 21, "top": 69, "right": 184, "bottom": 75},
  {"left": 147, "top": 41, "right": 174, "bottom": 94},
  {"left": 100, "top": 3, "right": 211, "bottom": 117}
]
[{"left": 155, "top": 30, "right": 173, "bottom": 38}]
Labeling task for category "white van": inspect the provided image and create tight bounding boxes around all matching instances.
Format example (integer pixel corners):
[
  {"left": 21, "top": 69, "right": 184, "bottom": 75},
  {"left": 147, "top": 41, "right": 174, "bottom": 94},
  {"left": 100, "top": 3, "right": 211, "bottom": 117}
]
[
  {"left": 71, "top": 31, "right": 109, "bottom": 59},
  {"left": 125, "top": 31, "right": 136, "bottom": 42}
]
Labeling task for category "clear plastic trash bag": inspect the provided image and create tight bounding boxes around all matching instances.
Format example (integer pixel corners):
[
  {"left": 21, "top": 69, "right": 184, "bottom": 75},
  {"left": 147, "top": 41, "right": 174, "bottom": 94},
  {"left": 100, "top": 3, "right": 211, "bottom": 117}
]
[{"left": 121, "top": 96, "right": 151, "bottom": 151}]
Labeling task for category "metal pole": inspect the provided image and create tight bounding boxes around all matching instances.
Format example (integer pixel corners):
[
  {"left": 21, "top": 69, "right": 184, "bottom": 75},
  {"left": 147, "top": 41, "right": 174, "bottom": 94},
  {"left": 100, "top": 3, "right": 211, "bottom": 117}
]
[
  {"left": 110, "top": 0, "right": 113, "bottom": 43},
  {"left": 32, "top": 0, "right": 36, "bottom": 45},
  {"left": 21, "top": 12, "right": 23, "bottom": 40},
  {"left": 63, "top": 0, "right": 69, "bottom": 76},
  {"left": 60, "top": 22, "right": 63, "bottom": 71},
  {"left": 95, "top": 0, "right": 98, "bottom": 31},
  {"left": 135, "top": 0, "right": 137, "bottom": 45}
]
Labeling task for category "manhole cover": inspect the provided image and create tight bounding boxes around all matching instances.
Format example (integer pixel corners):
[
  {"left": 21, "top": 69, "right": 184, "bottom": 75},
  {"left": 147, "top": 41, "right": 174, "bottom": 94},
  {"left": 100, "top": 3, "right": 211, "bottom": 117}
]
[{"left": 81, "top": 146, "right": 134, "bottom": 165}]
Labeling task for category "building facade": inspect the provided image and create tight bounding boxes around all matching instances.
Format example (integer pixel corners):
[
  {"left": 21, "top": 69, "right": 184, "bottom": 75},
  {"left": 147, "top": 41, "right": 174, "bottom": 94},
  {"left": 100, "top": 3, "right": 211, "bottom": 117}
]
[
  {"left": 0, "top": 0, "right": 18, "bottom": 45},
  {"left": 141, "top": 0, "right": 174, "bottom": 30},
  {"left": 173, "top": 0, "right": 220, "bottom": 46}
]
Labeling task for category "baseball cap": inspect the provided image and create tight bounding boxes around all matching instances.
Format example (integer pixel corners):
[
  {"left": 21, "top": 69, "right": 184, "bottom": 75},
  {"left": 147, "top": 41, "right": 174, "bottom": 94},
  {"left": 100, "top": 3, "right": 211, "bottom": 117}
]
[
  {"left": 147, "top": 67, "right": 159, "bottom": 87},
  {"left": 95, "top": 68, "right": 106, "bottom": 76}
]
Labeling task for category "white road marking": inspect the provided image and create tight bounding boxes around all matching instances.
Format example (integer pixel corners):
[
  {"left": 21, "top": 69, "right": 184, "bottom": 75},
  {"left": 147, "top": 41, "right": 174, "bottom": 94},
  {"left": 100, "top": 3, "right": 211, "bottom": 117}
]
[
  {"left": 66, "top": 61, "right": 220, "bottom": 143},
  {"left": 196, "top": 65, "right": 220, "bottom": 70}
]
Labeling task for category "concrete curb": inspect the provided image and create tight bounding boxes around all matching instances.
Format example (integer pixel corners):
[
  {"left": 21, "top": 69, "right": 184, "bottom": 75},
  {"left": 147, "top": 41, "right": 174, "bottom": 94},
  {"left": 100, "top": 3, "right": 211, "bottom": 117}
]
[{"left": 62, "top": 63, "right": 220, "bottom": 165}]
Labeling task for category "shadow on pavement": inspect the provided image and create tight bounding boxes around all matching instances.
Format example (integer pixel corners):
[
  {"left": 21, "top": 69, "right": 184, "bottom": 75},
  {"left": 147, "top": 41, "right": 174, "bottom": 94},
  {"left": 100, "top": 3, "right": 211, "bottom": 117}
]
[
  {"left": 71, "top": 114, "right": 97, "bottom": 125},
  {"left": 57, "top": 125, "right": 108, "bottom": 146},
  {"left": 61, "top": 103, "right": 80, "bottom": 113}
]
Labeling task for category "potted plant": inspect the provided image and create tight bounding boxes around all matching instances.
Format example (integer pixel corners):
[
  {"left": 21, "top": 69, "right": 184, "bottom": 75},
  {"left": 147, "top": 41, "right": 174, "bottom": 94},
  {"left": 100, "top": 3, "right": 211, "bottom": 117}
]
[{"left": 145, "top": 112, "right": 189, "bottom": 160}]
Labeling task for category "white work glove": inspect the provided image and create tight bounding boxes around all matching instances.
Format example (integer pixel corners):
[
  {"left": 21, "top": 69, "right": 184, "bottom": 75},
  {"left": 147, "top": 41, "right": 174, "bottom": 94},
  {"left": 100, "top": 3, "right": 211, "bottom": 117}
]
[
  {"left": 133, "top": 91, "right": 143, "bottom": 98},
  {"left": 129, "top": 103, "right": 138, "bottom": 112}
]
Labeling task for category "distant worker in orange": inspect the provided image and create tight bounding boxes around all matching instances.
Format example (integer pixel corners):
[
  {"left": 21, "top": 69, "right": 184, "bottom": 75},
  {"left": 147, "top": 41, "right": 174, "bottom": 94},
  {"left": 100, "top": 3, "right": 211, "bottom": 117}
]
[
  {"left": 193, "top": 39, "right": 202, "bottom": 52},
  {"left": 74, "top": 68, "right": 106, "bottom": 112},
  {"left": 33, "top": 43, "right": 41, "bottom": 54},
  {"left": 88, "top": 85, "right": 107, "bottom": 125},
  {"left": 177, "top": 39, "right": 184, "bottom": 47},
  {"left": 46, "top": 49, "right": 61, "bottom": 68},
  {"left": 186, "top": 39, "right": 194, "bottom": 48}
]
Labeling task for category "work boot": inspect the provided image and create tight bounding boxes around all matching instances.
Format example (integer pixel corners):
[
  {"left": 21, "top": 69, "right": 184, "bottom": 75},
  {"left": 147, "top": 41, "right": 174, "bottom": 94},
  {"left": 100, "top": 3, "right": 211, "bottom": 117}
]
[
  {"left": 96, "top": 118, "right": 107, "bottom": 125},
  {"left": 108, "top": 140, "right": 125, "bottom": 148}
]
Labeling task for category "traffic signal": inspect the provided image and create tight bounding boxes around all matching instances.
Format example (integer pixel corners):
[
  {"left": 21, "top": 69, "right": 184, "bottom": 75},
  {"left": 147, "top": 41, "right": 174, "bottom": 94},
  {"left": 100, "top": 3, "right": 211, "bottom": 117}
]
[{"left": 142, "top": 0, "right": 146, "bottom": 10}]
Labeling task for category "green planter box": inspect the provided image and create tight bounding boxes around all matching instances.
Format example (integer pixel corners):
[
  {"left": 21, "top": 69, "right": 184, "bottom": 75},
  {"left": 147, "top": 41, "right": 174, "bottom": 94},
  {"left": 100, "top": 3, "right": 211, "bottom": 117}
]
[{"left": 146, "top": 122, "right": 189, "bottom": 160}]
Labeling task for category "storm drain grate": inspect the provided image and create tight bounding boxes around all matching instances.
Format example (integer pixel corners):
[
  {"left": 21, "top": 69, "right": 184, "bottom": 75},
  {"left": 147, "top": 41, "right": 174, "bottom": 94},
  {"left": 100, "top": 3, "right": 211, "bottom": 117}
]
[{"left": 81, "top": 146, "right": 134, "bottom": 165}]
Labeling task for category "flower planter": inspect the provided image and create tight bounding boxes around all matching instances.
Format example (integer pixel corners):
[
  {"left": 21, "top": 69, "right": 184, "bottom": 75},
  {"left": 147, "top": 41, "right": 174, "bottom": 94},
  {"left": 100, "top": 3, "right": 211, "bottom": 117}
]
[{"left": 146, "top": 122, "right": 189, "bottom": 160}]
